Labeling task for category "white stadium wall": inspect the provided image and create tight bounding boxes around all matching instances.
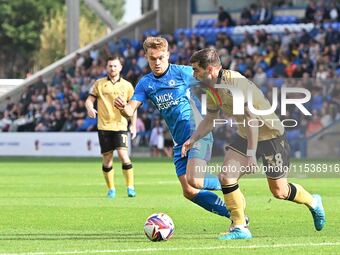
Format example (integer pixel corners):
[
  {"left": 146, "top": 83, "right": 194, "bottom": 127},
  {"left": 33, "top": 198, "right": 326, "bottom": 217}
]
[{"left": 0, "top": 133, "right": 103, "bottom": 157}]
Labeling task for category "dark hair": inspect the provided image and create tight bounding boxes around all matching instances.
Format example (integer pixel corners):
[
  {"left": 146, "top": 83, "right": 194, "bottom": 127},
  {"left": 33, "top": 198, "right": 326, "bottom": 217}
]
[
  {"left": 106, "top": 54, "right": 122, "bottom": 64},
  {"left": 189, "top": 48, "right": 221, "bottom": 69}
]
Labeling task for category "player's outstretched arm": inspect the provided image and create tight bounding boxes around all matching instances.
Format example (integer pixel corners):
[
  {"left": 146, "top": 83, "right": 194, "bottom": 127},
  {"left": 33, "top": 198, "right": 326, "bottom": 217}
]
[
  {"left": 85, "top": 95, "right": 97, "bottom": 118},
  {"left": 114, "top": 97, "right": 141, "bottom": 118},
  {"left": 181, "top": 111, "right": 218, "bottom": 157}
]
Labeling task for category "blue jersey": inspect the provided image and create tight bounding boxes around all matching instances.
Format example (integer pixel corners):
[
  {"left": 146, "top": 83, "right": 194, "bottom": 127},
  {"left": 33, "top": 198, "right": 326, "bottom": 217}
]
[{"left": 131, "top": 64, "right": 211, "bottom": 145}]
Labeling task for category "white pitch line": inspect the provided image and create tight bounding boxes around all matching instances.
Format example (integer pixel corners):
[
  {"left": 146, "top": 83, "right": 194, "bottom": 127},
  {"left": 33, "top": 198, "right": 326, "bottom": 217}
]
[{"left": 1, "top": 242, "right": 340, "bottom": 255}]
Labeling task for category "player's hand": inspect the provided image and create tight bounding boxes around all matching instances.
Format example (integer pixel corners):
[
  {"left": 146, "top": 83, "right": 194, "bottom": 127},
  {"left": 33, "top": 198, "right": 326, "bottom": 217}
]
[
  {"left": 114, "top": 96, "right": 126, "bottom": 110},
  {"left": 87, "top": 108, "right": 97, "bottom": 118},
  {"left": 181, "top": 138, "right": 195, "bottom": 157},
  {"left": 245, "top": 156, "right": 258, "bottom": 174},
  {"left": 130, "top": 125, "right": 137, "bottom": 140}
]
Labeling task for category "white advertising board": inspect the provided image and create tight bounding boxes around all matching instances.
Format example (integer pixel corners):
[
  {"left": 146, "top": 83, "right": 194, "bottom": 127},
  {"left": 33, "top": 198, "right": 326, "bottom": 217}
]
[{"left": 0, "top": 132, "right": 101, "bottom": 157}]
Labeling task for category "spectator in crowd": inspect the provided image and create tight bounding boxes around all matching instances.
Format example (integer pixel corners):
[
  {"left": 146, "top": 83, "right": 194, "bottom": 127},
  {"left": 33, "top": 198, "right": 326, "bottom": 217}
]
[
  {"left": 61, "top": 112, "right": 77, "bottom": 131},
  {"left": 249, "top": 3, "right": 259, "bottom": 24},
  {"left": 90, "top": 46, "right": 100, "bottom": 63},
  {"left": 325, "top": 27, "right": 339, "bottom": 46},
  {"left": 281, "top": 29, "right": 293, "bottom": 52},
  {"left": 273, "top": 56, "right": 287, "bottom": 77},
  {"left": 332, "top": 82, "right": 340, "bottom": 101},
  {"left": 139, "top": 112, "right": 152, "bottom": 146},
  {"left": 75, "top": 116, "right": 97, "bottom": 132},
  {"left": 305, "top": 0, "right": 317, "bottom": 22},
  {"left": 76, "top": 52, "right": 85, "bottom": 68},
  {"left": 314, "top": 7, "right": 326, "bottom": 23},
  {"left": 306, "top": 111, "right": 324, "bottom": 136},
  {"left": 239, "top": 7, "right": 252, "bottom": 25},
  {"left": 123, "top": 43, "right": 136, "bottom": 59},
  {"left": 0, "top": 111, "right": 12, "bottom": 132},
  {"left": 300, "top": 29, "right": 311, "bottom": 44},
  {"left": 320, "top": 102, "right": 333, "bottom": 127},
  {"left": 253, "top": 67, "right": 267, "bottom": 87},
  {"left": 50, "top": 110, "right": 65, "bottom": 131},
  {"left": 149, "top": 118, "right": 164, "bottom": 157},
  {"left": 72, "top": 101, "right": 87, "bottom": 120},
  {"left": 83, "top": 51, "right": 93, "bottom": 70},
  {"left": 133, "top": 116, "right": 145, "bottom": 147},
  {"left": 327, "top": 1, "right": 340, "bottom": 22},
  {"left": 107, "top": 38, "right": 122, "bottom": 55},
  {"left": 256, "top": 1, "right": 273, "bottom": 24},
  {"left": 34, "top": 112, "right": 50, "bottom": 132},
  {"left": 216, "top": 6, "right": 234, "bottom": 27},
  {"left": 126, "top": 58, "right": 142, "bottom": 84},
  {"left": 136, "top": 49, "right": 148, "bottom": 70},
  {"left": 51, "top": 67, "right": 66, "bottom": 86},
  {"left": 277, "top": 0, "right": 293, "bottom": 7}
]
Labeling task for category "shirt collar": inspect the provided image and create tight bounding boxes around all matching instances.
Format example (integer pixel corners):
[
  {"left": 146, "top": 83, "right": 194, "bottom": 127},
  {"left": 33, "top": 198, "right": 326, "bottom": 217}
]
[
  {"left": 217, "top": 69, "right": 223, "bottom": 84},
  {"left": 107, "top": 76, "right": 121, "bottom": 84}
]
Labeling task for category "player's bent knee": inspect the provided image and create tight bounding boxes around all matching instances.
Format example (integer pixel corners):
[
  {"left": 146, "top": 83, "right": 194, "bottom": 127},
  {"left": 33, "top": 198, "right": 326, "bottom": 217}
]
[
  {"left": 271, "top": 188, "right": 288, "bottom": 200},
  {"left": 186, "top": 175, "right": 201, "bottom": 189},
  {"left": 218, "top": 172, "right": 235, "bottom": 185},
  {"left": 218, "top": 173, "right": 226, "bottom": 183},
  {"left": 102, "top": 165, "right": 113, "bottom": 173},
  {"left": 182, "top": 188, "right": 197, "bottom": 200}
]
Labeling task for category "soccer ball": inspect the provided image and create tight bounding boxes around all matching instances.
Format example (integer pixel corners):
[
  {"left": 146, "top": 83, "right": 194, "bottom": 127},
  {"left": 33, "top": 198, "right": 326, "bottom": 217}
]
[{"left": 144, "top": 213, "right": 175, "bottom": 241}]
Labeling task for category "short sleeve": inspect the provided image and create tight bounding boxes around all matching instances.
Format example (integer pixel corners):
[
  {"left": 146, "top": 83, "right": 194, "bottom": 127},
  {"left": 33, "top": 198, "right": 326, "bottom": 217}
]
[
  {"left": 126, "top": 82, "right": 134, "bottom": 101},
  {"left": 89, "top": 81, "right": 99, "bottom": 97},
  {"left": 131, "top": 79, "right": 147, "bottom": 103}
]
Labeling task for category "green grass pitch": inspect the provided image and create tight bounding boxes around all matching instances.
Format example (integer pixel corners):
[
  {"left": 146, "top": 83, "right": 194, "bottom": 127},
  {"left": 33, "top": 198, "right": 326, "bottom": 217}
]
[{"left": 0, "top": 157, "right": 339, "bottom": 255}]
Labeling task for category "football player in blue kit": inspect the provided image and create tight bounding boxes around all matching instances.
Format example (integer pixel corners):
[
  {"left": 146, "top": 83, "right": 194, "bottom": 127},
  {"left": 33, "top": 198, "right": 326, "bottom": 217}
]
[{"left": 114, "top": 37, "right": 230, "bottom": 219}]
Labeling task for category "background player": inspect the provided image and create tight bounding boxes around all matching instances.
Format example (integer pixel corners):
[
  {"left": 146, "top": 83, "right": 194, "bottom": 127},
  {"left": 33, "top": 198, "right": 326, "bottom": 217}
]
[
  {"left": 114, "top": 37, "right": 230, "bottom": 220},
  {"left": 182, "top": 48, "right": 326, "bottom": 240},
  {"left": 86, "top": 55, "right": 137, "bottom": 198}
]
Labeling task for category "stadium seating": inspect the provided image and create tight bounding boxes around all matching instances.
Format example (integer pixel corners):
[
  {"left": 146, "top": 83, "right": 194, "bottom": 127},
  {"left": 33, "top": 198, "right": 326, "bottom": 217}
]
[
  {"left": 195, "top": 19, "right": 217, "bottom": 28},
  {"left": 176, "top": 22, "right": 325, "bottom": 45},
  {"left": 179, "top": 22, "right": 340, "bottom": 38},
  {"left": 195, "top": 16, "right": 300, "bottom": 28},
  {"left": 271, "top": 15, "right": 298, "bottom": 24}
]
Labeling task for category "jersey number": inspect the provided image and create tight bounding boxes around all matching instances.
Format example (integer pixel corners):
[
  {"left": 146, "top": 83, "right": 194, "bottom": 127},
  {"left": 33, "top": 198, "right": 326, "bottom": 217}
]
[
  {"left": 121, "top": 134, "right": 128, "bottom": 145},
  {"left": 265, "top": 153, "right": 283, "bottom": 167}
]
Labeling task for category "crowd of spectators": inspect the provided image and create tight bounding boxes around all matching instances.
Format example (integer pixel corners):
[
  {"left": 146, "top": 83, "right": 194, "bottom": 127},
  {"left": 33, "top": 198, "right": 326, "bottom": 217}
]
[
  {"left": 1, "top": 5, "right": 340, "bottom": 157},
  {"left": 305, "top": 0, "right": 340, "bottom": 23},
  {"left": 216, "top": 0, "right": 340, "bottom": 27},
  {"left": 214, "top": 2, "right": 276, "bottom": 27},
  {"left": 229, "top": 2, "right": 274, "bottom": 26}
]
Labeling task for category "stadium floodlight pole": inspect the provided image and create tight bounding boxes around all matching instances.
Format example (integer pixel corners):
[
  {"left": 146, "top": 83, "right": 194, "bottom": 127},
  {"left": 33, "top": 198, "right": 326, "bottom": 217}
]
[{"left": 66, "top": 0, "right": 80, "bottom": 54}]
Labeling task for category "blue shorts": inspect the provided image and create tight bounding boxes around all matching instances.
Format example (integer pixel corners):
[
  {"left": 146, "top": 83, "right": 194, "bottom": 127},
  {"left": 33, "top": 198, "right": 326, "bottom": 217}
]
[{"left": 173, "top": 137, "right": 212, "bottom": 177}]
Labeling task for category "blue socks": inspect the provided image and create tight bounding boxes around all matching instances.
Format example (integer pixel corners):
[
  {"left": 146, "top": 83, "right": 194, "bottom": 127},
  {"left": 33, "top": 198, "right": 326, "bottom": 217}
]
[
  {"left": 203, "top": 173, "right": 221, "bottom": 190},
  {"left": 191, "top": 190, "right": 230, "bottom": 218}
]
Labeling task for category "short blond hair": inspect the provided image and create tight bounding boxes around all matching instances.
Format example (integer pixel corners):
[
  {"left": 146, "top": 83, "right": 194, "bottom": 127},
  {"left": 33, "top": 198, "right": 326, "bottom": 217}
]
[{"left": 143, "top": 37, "right": 168, "bottom": 52}]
